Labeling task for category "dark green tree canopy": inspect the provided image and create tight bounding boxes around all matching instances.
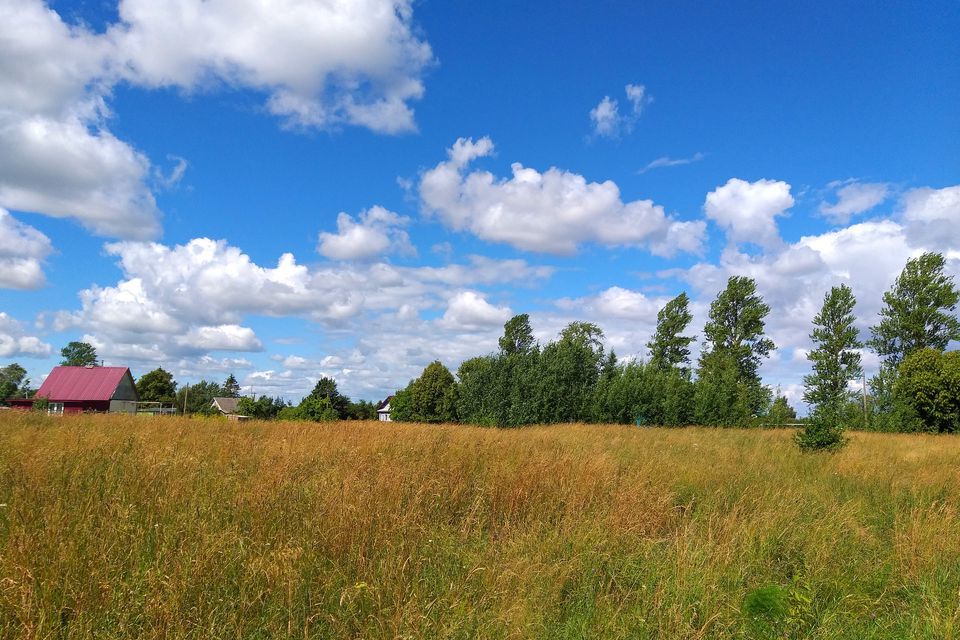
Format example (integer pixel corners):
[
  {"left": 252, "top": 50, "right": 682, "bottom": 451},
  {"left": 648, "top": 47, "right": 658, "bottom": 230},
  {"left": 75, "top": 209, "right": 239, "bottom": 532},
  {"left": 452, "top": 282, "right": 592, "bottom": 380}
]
[
  {"left": 60, "top": 341, "right": 98, "bottom": 367},
  {"left": 136, "top": 367, "right": 177, "bottom": 403},
  {"left": 237, "top": 395, "right": 289, "bottom": 420},
  {"left": 393, "top": 361, "right": 457, "bottom": 423},
  {"left": 896, "top": 348, "right": 960, "bottom": 433},
  {"left": 307, "top": 377, "right": 350, "bottom": 419},
  {"left": 0, "top": 363, "right": 28, "bottom": 403},
  {"left": 222, "top": 374, "right": 241, "bottom": 398},
  {"left": 648, "top": 292, "right": 695, "bottom": 370},
  {"left": 868, "top": 252, "right": 960, "bottom": 367},
  {"left": 499, "top": 313, "right": 535, "bottom": 355},
  {"left": 175, "top": 380, "right": 222, "bottom": 415},
  {"left": 701, "top": 276, "right": 775, "bottom": 385}
]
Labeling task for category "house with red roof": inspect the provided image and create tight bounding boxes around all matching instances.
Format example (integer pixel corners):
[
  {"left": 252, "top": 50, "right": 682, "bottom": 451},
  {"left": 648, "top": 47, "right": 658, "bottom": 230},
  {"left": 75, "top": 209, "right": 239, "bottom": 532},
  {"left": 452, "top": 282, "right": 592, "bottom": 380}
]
[{"left": 8, "top": 366, "right": 139, "bottom": 414}]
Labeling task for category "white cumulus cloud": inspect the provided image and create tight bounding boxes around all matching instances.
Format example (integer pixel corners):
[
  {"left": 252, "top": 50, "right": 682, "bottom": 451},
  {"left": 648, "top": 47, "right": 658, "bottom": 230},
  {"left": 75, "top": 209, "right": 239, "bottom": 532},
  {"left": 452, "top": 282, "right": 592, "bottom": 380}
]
[
  {"left": 900, "top": 184, "right": 960, "bottom": 251},
  {"left": 109, "top": 0, "right": 433, "bottom": 133},
  {"left": 419, "top": 137, "right": 706, "bottom": 256},
  {"left": 438, "top": 291, "right": 512, "bottom": 330},
  {"left": 317, "top": 206, "right": 414, "bottom": 261},
  {"left": 0, "top": 1, "right": 160, "bottom": 239},
  {"left": 704, "top": 178, "right": 794, "bottom": 249},
  {"left": 176, "top": 325, "right": 263, "bottom": 353},
  {"left": 0, "top": 208, "right": 53, "bottom": 289},
  {"left": 0, "top": 312, "right": 52, "bottom": 358}
]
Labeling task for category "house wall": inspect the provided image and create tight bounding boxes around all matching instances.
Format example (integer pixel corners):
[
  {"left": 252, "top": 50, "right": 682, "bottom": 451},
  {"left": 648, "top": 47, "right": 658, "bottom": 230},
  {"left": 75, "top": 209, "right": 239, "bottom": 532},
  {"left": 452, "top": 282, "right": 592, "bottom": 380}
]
[
  {"left": 65, "top": 401, "right": 110, "bottom": 413},
  {"left": 111, "top": 373, "right": 138, "bottom": 401}
]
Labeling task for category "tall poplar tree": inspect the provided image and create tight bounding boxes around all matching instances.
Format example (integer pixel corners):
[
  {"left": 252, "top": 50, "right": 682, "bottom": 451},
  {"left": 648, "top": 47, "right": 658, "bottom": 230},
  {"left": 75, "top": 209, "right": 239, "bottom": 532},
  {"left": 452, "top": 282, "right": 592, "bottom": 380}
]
[
  {"left": 696, "top": 276, "right": 775, "bottom": 419},
  {"left": 798, "top": 284, "right": 862, "bottom": 451},
  {"left": 647, "top": 292, "right": 695, "bottom": 371}
]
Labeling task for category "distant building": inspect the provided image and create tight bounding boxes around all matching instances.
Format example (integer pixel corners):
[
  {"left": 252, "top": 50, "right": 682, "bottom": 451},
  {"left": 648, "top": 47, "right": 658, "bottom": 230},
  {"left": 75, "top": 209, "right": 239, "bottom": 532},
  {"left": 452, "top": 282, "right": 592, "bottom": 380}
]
[
  {"left": 210, "top": 396, "right": 240, "bottom": 415},
  {"left": 377, "top": 396, "right": 393, "bottom": 422},
  {"left": 210, "top": 396, "right": 250, "bottom": 421},
  {"left": 8, "top": 366, "right": 138, "bottom": 414}
]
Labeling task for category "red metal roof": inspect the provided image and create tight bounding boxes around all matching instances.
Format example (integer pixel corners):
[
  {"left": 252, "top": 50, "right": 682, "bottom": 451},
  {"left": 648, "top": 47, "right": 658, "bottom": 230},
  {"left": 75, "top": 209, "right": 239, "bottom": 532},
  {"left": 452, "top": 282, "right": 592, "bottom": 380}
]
[{"left": 35, "top": 366, "right": 132, "bottom": 402}]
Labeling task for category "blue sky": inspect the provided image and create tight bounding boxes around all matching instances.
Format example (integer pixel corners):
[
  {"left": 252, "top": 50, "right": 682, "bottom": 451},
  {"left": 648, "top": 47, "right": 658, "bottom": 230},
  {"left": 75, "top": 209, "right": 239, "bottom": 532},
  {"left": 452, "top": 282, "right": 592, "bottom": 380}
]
[{"left": 1, "top": 0, "right": 958, "bottom": 407}]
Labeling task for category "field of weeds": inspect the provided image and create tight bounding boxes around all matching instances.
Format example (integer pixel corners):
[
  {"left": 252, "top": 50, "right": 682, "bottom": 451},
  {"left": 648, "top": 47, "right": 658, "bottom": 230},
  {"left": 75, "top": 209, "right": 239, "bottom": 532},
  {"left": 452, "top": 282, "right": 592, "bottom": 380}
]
[{"left": 1, "top": 412, "right": 959, "bottom": 639}]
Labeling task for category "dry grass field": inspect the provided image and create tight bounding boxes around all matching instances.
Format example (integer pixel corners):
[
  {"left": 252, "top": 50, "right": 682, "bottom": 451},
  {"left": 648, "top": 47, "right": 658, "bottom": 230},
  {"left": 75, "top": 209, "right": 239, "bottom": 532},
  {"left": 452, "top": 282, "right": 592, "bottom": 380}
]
[{"left": 1, "top": 412, "right": 959, "bottom": 639}]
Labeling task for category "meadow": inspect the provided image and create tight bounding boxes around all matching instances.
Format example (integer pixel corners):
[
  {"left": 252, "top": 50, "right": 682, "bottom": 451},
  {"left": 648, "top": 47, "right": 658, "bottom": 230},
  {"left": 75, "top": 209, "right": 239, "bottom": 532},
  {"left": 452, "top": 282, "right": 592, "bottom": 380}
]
[{"left": 1, "top": 413, "right": 958, "bottom": 639}]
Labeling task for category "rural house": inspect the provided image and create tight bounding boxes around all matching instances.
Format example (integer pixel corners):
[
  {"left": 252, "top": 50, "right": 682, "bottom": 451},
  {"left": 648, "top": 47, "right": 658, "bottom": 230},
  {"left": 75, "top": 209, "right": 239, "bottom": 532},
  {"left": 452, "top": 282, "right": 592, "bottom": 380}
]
[
  {"left": 377, "top": 396, "right": 393, "bottom": 422},
  {"left": 210, "top": 396, "right": 240, "bottom": 415},
  {"left": 210, "top": 396, "right": 250, "bottom": 421},
  {"left": 8, "top": 366, "right": 138, "bottom": 414}
]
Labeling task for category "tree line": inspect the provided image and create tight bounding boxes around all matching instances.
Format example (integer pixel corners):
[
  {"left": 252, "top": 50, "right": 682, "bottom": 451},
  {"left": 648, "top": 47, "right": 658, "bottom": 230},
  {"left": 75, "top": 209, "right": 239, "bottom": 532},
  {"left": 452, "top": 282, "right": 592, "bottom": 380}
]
[{"left": 389, "top": 252, "right": 959, "bottom": 450}]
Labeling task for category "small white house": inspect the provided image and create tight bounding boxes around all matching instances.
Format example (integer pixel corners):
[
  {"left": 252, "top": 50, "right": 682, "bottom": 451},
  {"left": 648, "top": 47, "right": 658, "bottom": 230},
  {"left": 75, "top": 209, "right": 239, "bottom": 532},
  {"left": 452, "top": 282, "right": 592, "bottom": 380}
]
[{"left": 377, "top": 396, "right": 393, "bottom": 422}]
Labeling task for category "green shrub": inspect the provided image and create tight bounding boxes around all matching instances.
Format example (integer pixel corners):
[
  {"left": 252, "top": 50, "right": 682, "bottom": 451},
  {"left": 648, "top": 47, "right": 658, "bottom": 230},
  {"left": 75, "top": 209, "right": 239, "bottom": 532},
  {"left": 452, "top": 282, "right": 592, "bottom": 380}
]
[{"left": 895, "top": 349, "right": 960, "bottom": 433}]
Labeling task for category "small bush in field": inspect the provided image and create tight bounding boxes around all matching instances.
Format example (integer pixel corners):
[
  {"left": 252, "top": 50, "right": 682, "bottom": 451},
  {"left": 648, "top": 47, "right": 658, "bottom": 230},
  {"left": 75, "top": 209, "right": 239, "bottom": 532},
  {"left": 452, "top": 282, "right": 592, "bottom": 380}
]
[{"left": 795, "top": 412, "right": 847, "bottom": 452}]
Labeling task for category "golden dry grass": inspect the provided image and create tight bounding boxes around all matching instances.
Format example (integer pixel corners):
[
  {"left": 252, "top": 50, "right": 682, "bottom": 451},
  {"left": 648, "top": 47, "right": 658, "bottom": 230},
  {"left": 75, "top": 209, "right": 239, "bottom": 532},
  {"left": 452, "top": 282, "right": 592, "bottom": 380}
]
[{"left": 1, "top": 412, "right": 959, "bottom": 638}]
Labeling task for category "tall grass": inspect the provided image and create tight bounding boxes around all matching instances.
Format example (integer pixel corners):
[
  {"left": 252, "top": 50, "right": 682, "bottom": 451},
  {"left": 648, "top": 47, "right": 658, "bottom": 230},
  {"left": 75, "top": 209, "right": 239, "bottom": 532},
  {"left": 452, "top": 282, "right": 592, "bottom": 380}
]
[{"left": 1, "top": 412, "right": 959, "bottom": 638}]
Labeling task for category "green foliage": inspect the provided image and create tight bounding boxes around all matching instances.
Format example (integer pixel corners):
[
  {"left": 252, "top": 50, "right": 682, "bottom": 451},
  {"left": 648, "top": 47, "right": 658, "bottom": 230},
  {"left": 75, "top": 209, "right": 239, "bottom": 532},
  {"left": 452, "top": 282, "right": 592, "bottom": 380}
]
[
  {"left": 306, "top": 377, "right": 350, "bottom": 419},
  {"left": 868, "top": 252, "right": 960, "bottom": 367},
  {"left": 394, "top": 361, "right": 458, "bottom": 423},
  {"left": 0, "top": 363, "right": 28, "bottom": 404},
  {"left": 647, "top": 292, "right": 695, "bottom": 371},
  {"left": 795, "top": 410, "right": 847, "bottom": 451},
  {"left": 135, "top": 367, "right": 177, "bottom": 403},
  {"left": 457, "top": 316, "right": 546, "bottom": 427},
  {"left": 276, "top": 405, "right": 302, "bottom": 421},
  {"left": 693, "top": 351, "right": 757, "bottom": 426},
  {"left": 499, "top": 313, "right": 535, "bottom": 355},
  {"left": 537, "top": 322, "right": 605, "bottom": 423},
  {"left": 592, "top": 361, "right": 694, "bottom": 426},
  {"left": 388, "top": 386, "right": 414, "bottom": 422},
  {"left": 221, "top": 374, "right": 241, "bottom": 398},
  {"left": 699, "top": 276, "right": 775, "bottom": 415},
  {"left": 346, "top": 399, "right": 378, "bottom": 420},
  {"left": 60, "top": 341, "right": 98, "bottom": 367},
  {"left": 743, "top": 576, "right": 816, "bottom": 639},
  {"left": 175, "top": 381, "right": 222, "bottom": 415},
  {"left": 800, "top": 285, "right": 861, "bottom": 450},
  {"left": 237, "top": 395, "right": 289, "bottom": 420},
  {"left": 766, "top": 394, "right": 797, "bottom": 426},
  {"left": 295, "top": 395, "right": 339, "bottom": 421},
  {"left": 895, "top": 349, "right": 960, "bottom": 433},
  {"left": 742, "top": 584, "right": 788, "bottom": 626},
  {"left": 31, "top": 396, "right": 49, "bottom": 412}
]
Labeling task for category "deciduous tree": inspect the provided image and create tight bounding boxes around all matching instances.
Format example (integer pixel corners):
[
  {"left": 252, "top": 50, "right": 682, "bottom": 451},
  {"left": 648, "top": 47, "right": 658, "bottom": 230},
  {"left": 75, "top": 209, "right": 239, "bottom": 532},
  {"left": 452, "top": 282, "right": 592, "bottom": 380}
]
[
  {"left": 499, "top": 313, "right": 535, "bottom": 355},
  {"left": 306, "top": 377, "right": 350, "bottom": 419},
  {"left": 60, "top": 341, "right": 98, "bottom": 367},
  {"left": 895, "top": 348, "right": 960, "bottom": 433},
  {"left": 136, "top": 367, "right": 177, "bottom": 403},
  {"left": 798, "top": 285, "right": 862, "bottom": 451},
  {"left": 0, "top": 363, "right": 28, "bottom": 403},
  {"left": 648, "top": 292, "right": 695, "bottom": 371},
  {"left": 869, "top": 252, "right": 960, "bottom": 367},
  {"left": 698, "top": 276, "right": 775, "bottom": 416}
]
